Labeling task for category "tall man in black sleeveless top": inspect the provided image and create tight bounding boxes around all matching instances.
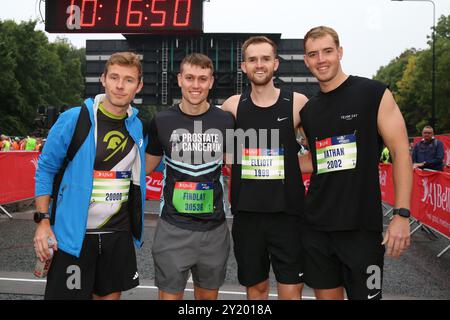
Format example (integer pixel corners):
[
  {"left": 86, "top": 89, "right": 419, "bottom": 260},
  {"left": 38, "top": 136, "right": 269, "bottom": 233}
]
[
  {"left": 222, "top": 36, "right": 310, "bottom": 300},
  {"left": 300, "top": 26, "right": 412, "bottom": 300}
]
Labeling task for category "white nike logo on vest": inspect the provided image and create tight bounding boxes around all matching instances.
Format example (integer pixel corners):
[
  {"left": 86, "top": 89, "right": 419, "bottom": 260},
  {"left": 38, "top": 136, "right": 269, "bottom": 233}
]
[{"left": 367, "top": 291, "right": 381, "bottom": 299}]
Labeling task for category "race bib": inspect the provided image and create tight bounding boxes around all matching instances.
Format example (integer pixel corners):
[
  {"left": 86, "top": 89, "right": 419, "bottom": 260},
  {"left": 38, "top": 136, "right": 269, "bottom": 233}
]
[
  {"left": 173, "top": 182, "right": 214, "bottom": 214},
  {"left": 241, "top": 148, "right": 285, "bottom": 180},
  {"left": 91, "top": 170, "right": 131, "bottom": 204},
  {"left": 316, "top": 134, "right": 357, "bottom": 174}
]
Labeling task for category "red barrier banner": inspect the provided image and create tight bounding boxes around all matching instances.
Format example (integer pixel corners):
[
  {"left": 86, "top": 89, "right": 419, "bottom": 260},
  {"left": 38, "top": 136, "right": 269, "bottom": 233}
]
[
  {"left": 410, "top": 169, "right": 450, "bottom": 238},
  {"left": 0, "top": 151, "right": 39, "bottom": 204},
  {"left": 379, "top": 163, "right": 395, "bottom": 206},
  {"left": 302, "top": 173, "right": 311, "bottom": 194},
  {"left": 146, "top": 171, "right": 164, "bottom": 200}
]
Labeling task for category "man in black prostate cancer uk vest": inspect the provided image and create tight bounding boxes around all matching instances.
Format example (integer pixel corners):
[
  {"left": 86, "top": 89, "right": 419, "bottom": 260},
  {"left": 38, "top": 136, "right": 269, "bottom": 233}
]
[{"left": 145, "top": 53, "right": 235, "bottom": 300}]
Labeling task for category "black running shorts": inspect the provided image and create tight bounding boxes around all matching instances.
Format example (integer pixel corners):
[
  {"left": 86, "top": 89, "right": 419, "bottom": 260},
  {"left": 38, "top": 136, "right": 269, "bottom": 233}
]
[
  {"left": 232, "top": 211, "right": 304, "bottom": 287},
  {"left": 44, "top": 231, "right": 139, "bottom": 300},
  {"left": 301, "top": 229, "right": 385, "bottom": 300}
]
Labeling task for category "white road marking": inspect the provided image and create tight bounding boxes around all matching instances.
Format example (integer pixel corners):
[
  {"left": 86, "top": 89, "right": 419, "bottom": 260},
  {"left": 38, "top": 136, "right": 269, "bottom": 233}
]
[{"left": 0, "top": 277, "right": 316, "bottom": 299}]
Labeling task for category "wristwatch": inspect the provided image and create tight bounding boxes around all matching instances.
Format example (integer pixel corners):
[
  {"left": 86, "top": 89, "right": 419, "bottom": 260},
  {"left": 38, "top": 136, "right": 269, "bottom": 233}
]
[
  {"left": 393, "top": 208, "right": 411, "bottom": 218},
  {"left": 34, "top": 212, "right": 50, "bottom": 223}
]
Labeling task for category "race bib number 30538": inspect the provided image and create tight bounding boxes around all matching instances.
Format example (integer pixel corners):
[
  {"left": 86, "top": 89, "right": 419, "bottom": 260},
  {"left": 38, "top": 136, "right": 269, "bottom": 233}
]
[
  {"left": 241, "top": 148, "right": 285, "bottom": 180},
  {"left": 173, "top": 182, "right": 214, "bottom": 214},
  {"left": 315, "top": 134, "right": 357, "bottom": 174}
]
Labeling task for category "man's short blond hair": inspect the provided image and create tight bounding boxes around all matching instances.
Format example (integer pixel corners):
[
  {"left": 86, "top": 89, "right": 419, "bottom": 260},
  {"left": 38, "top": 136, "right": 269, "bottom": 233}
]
[
  {"left": 180, "top": 53, "right": 214, "bottom": 74},
  {"left": 303, "top": 26, "right": 340, "bottom": 50},
  {"left": 104, "top": 52, "right": 142, "bottom": 81}
]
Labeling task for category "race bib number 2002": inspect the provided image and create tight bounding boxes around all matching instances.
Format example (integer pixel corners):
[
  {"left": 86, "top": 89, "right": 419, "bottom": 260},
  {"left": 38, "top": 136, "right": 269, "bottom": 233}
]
[{"left": 315, "top": 134, "right": 357, "bottom": 174}]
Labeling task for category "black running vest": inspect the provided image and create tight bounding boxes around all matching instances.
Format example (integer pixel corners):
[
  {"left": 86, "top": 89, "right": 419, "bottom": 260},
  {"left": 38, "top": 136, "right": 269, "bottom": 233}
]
[
  {"left": 300, "top": 76, "right": 387, "bottom": 232},
  {"left": 231, "top": 89, "right": 305, "bottom": 215}
]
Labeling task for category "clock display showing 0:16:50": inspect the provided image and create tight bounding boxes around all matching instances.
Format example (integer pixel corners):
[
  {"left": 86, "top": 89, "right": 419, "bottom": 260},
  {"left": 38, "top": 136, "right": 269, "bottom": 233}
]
[{"left": 68, "top": 0, "right": 193, "bottom": 28}]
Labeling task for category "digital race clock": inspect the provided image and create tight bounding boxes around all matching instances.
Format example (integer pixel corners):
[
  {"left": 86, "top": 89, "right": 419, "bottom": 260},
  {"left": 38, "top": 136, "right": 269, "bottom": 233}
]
[{"left": 45, "top": 0, "right": 203, "bottom": 33}]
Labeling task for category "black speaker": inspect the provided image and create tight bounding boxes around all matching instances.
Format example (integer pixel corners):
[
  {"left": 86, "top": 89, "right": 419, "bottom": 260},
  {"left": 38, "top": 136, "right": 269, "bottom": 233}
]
[{"left": 46, "top": 106, "right": 59, "bottom": 129}]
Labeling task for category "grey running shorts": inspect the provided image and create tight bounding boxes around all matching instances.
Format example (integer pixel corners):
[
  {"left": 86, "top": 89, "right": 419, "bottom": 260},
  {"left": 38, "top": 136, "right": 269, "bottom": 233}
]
[{"left": 152, "top": 218, "right": 230, "bottom": 294}]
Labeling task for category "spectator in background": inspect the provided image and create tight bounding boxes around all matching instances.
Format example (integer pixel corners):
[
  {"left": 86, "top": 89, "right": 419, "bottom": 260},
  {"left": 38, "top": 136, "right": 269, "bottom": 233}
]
[
  {"left": 1, "top": 135, "right": 11, "bottom": 151},
  {"left": 408, "top": 139, "right": 414, "bottom": 156},
  {"left": 380, "top": 146, "right": 390, "bottom": 164},
  {"left": 25, "top": 134, "right": 37, "bottom": 151},
  {"left": 19, "top": 137, "right": 27, "bottom": 150},
  {"left": 412, "top": 126, "right": 444, "bottom": 171},
  {"left": 11, "top": 137, "right": 21, "bottom": 150},
  {"left": 35, "top": 138, "right": 43, "bottom": 152}
]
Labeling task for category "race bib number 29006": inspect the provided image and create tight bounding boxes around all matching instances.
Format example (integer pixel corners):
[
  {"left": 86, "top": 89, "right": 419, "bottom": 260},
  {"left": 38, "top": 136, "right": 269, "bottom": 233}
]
[{"left": 315, "top": 134, "right": 357, "bottom": 174}]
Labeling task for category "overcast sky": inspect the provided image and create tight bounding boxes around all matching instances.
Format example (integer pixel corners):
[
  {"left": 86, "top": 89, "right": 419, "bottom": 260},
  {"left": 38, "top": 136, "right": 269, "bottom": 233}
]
[{"left": 1, "top": 0, "right": 449, "bottom": 78}]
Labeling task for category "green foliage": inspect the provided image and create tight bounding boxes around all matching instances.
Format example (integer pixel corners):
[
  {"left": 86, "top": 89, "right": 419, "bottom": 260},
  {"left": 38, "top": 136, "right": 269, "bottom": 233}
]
[
  {"left": 0, "top": 20, "right": 85, "bottom": 136},
  {"left": 374, "top": 49, "right": 417, "bottom": 95},
  {"left": 374, "top": 14, "right": 450, "bottom": 135}
]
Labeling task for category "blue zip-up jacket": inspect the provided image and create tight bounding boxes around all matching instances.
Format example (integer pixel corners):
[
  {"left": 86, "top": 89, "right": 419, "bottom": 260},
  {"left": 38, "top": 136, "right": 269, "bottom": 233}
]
[{"left": 35, "top": 95, "right": 147, "bottom": 257}]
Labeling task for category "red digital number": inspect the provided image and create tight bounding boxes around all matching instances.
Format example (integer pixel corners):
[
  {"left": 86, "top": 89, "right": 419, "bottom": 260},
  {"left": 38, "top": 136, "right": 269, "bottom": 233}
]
[
  {"left": 80, "top": 0, "right": 98, "bottom": 27},
  {"left": 127, "top": 0, "right": 143, "bottom": 27},
  {"left": 115, "top": 0, "right": 122, "bottom": 26},
  {"left": 150, "top": 0, "right": 167, "bottom": 27},
  {"left": 173, "top": 0, "right": 191, "bottom": 27}
]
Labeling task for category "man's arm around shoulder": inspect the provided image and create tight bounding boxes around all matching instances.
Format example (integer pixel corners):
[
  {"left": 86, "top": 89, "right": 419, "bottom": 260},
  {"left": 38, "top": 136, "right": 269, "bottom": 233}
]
[{"left": 221, "top": 95, "right": 240, "bottom": 118}]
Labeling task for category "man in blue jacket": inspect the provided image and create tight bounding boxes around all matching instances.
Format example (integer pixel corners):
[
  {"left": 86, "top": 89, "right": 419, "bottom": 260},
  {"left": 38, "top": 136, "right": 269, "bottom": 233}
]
[
  {"left": 412, "top": 126, "right": 444, "bottom": 171},
  {"left": 33, "top": 52, "right": 147, "bottom": 300}
]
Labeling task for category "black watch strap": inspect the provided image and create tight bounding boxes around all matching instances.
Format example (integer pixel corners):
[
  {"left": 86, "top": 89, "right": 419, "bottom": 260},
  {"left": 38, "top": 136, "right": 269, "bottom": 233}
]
[
  {"left": 393, "top": 208, "right": 411, "bottom": 218},
  {"left": 34, "top": 212, "right": 50, "bottom": 223}
]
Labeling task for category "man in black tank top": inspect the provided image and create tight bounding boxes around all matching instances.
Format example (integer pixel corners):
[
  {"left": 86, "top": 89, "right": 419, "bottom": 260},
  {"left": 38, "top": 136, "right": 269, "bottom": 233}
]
[
  {"left": 300, "top": 26, "right": 413, "bottom": 300},
  {"left": 146, "top": 54, "right": 234, "bottom": 300},
  {"left": 222, "top": 36, "right": 311, "bottom": 300}
]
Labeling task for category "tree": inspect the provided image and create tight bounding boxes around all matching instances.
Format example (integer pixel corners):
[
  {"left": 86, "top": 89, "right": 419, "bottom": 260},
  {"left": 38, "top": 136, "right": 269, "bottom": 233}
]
[
  {"left": 0, "top": 20, "right": 85, "bottom": 136},
  {"left": 374, "top": 48, "right": 417, "bottom": 96},
  {"left": 373, "top": 14, "right": 450, "bottom": 135}
]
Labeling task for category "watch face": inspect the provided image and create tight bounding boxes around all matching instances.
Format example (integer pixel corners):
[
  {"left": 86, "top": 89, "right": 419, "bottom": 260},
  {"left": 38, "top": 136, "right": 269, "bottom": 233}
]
[
  {"left": 396, "top": 208, "right": 411, "bottom": 218},
  {"left": 33, "top": 212, "right": 42, "bottom": 223},
  {"left": 34, "top": 212, "right": 49, "bottom": 223}
]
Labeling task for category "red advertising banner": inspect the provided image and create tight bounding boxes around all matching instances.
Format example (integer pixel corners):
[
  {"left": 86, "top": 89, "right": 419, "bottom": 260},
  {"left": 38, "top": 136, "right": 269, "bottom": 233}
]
[
  {"left": 0, "top": 151, "right": 39, "bottom": 204},
  {"left": 410, "top": 169, "right": 450, "bottom": 238},
  {"left": 379, "top": 163, "right": 395, "bottom": 206},
  {"left": 302, "top": 173, "right": 311, "bottom": 194},
  {"left": 146, "top": 171, "right": 164, "bottom": 200}
]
